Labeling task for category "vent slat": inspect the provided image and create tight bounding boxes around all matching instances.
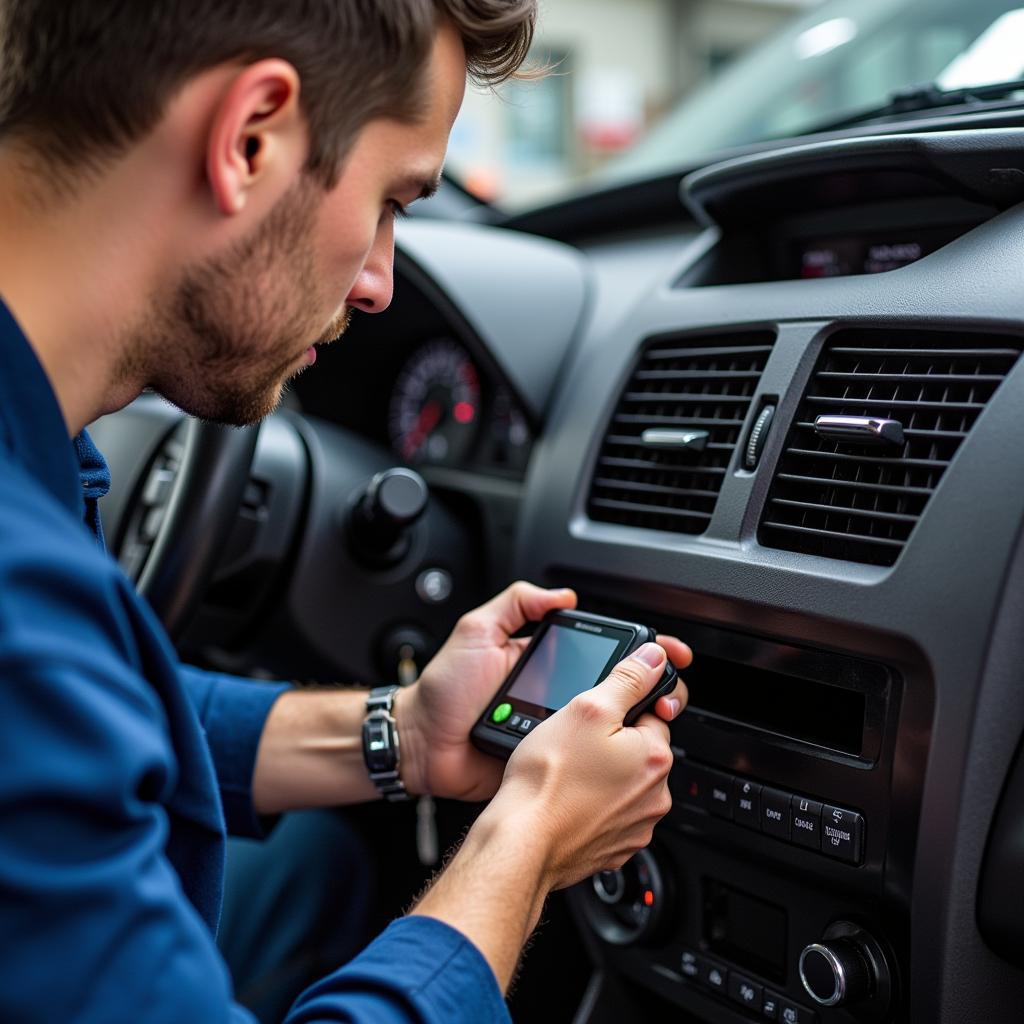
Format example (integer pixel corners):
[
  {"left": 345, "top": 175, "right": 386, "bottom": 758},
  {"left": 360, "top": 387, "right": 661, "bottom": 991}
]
[
  {"left": 769, "top": 497, "right": 919, "bottom": 524},
  {"left": 761, "top": 521, "right": 906, "bottom": 548},
  {"left": 829, "top": 346, "right": 1020, "bottom": 359},
  {"left": 816, "top": 371, "right": 1004, "bottom": 384},
  {"left": 598, "top": 455, "right": 728, "bottom": 476},
  {"left": 645, "top": 345, "right": 774, "bottom": 360},
  {"left": 785, "top": 448, "right": 950, "bottom": 470},
  {"left": 804, "top": 395, "right": 985, "bottom": 413},
  {"left": 634, "top": 369, "right": 764, "bottom": 381},
  {"left": 774, "top": 473, "right": 934, "bottom": 497},
  {"left": 588, "top": 332, "right": 775, "bottom": 534},
  {"left": 760, "top": 329, "right": 1021, "bottom": 567},
  {"left": 616, "top": 414, "right": 747, "bottom": 428},
  {"left": 594, "top": 477, "right": 722, "bottom": 499},
  {"left": 623, "top": 391, "right": 753, "bottom": 404},
  {"left": 590, "top": 497, "right": 716, "bottom": 522},
  {"left": 604, "top": 434, "right": 735, "bottom": 453}
]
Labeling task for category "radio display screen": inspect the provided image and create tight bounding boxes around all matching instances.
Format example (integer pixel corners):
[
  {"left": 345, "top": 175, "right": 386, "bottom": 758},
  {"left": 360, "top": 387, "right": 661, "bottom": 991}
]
[{"left": 794, "top": 224, "right": 967, "bottom": 279}]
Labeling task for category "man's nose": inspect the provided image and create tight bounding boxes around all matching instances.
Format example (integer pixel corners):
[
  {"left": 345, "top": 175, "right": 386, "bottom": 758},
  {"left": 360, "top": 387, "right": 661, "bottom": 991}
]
[{"left": 347, "top": 228, "right": 395, "bottom": 314}]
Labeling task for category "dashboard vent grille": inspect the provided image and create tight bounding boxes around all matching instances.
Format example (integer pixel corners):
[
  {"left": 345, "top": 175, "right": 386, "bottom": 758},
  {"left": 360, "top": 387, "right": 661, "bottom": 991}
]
[
  {"left": 588, "top": 331, "right": 774, "bottom": 534},
  {"left": 760, "top": 329, "right": 1022, "bottom": 567}
]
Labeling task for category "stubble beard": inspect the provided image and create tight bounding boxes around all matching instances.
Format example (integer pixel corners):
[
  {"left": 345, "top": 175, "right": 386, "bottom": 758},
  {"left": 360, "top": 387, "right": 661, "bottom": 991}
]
[{"left": 137, "top": 178, "right": 350, "bottom": 426}]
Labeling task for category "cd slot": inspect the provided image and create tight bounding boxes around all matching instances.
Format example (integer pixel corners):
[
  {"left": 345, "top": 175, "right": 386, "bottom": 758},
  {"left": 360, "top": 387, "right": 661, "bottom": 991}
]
[
  {"left": 573, "top": 593, "right": 890, "bottom": 762},
  {"left": 685, "top": 653, "right": 868, "bottom": 757}
]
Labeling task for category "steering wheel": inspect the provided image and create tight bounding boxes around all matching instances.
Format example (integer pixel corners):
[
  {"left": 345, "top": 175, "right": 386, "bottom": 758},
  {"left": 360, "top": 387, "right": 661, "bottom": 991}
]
[{"left": 134, "top": 418, "right": 259, "bottom": 639}]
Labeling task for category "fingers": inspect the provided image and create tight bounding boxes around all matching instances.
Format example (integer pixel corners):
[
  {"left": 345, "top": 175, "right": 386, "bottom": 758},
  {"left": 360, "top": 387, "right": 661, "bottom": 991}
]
[
  {"left": 654, "top": 675, "right": 689, "bottom": 722},
  {"left": 632, "top": 709, "right": 671, "bottom": 747},
  {"left": 589, "top": 642, "right": 666, "bottom": 718},
  {"left": 655, "top": 634, "right": 693, "bottom": 670},
  {"left": 651, "top": 634, "right": 690, "bottom": 722},
  {"left": 475, "top": 581, "right": 577, "bottom": 638}
]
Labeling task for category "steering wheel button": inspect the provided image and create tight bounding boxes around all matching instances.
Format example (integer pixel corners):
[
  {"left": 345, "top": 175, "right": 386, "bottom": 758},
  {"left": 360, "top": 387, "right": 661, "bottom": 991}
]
[
  {"left": 506, "top": 713, "right": 522, "bottom": 731},
  {"left": 140, "top": 506, "right": 166, "bottom": 543},
  {"left": 517, "top": 717, "right": 534, "bottom": 734},
  {"left": 763, "top": 991, "right": 782, "bottom": 1019},
  {"left": 141, "top": 468, "right": 175, "bottom": 507}
]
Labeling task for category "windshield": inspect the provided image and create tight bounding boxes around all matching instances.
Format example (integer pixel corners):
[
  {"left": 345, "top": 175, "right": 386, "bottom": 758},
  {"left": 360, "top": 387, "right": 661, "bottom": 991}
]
[{"left": 445, "top": 0, "right": 1024, "bottom": 210}]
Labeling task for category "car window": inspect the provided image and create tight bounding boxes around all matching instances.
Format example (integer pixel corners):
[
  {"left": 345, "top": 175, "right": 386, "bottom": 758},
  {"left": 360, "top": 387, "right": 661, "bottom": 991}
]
[{"left": 446, "top": 0, "right": 1024, "bottom": 210}]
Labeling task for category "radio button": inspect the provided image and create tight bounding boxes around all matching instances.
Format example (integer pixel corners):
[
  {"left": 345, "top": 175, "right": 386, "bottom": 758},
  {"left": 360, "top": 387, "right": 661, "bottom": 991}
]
[
  {"left": 761, "top": 787, "right": 792, "bottom": 839},
  {"left": 728, "top": 972, "right": 763, "bottom": 1011},
  {"left": 707, "top": 769, "right": 735, "bottom": 820},
  {"left": 762, "top": 991, "right": 782, "bottom": 1019},
  {"left": 699, "top": 957, "right": 729, "bottom": 992},
  {"left": 679, "top": 949, "right": 700, "bottom": 980},
  {"left": 791, "top": 796, "right": 823, "bottom": 850},
  {"left": 733, "top": 778, "right": 762, "bottom": 829},
  {"left": 821, "top": 805, "right": 864, "bottom": 863},
  {"left": 779, "top": 999, "right": 818, "bottom": 1023},
  {"left": 671, "top": 759, "right": 710, "bottom": 811}
]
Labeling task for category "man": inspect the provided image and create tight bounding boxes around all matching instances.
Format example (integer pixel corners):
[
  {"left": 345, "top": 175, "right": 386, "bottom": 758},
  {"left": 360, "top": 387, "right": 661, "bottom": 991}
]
[{"left": 0, "top": 2, "right": 690, "bottom": 1022}]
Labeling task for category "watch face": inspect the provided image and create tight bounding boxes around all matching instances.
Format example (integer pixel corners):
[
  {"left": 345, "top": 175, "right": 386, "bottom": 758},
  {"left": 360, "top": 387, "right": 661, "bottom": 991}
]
[{"left": 363, "top": 713, "right": 400, "bottom": 774}]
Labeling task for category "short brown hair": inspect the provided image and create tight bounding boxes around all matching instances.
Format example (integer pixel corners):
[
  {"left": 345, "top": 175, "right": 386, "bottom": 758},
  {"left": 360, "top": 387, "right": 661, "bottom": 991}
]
[{"left": 0, "top": 0, "right": 536, "bottom": 188}]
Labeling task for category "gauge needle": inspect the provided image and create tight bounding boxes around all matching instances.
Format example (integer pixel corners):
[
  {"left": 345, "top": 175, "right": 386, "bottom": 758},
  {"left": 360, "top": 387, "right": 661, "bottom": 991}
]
[{"left": 404, "top": 400, "right": 443, "bottom": 459}]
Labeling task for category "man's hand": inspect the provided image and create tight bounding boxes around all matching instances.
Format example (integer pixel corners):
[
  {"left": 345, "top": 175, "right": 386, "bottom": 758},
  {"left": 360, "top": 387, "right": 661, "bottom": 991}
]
[
  {"left": 489, "top": 640, "right": 685, "bottom": 887},
  {"left": 397, "top": 580, "right": 691, "bottom": 802},
  {"left": 396, "top": 582, "right": 576, "bottom": 801},
  {"left": 412, "top": 636, "right": 689, "bottom": 989}
]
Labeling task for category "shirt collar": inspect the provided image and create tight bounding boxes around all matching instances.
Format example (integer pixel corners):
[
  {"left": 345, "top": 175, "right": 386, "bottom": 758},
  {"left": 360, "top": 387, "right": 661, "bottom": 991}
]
[{"left": 0, "top": 298, "right": 95, "bottom": 520}]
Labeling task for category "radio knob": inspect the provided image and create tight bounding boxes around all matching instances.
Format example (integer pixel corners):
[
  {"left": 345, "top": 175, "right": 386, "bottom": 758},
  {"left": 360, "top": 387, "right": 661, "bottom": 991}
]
[{"left": 799, "top": 938, "right": 872, "bottom": 1007}]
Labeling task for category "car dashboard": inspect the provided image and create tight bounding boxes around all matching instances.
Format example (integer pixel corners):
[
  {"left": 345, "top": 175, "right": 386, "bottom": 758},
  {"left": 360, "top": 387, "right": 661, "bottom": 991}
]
[{"left": 286, "top": 125, "right": 1024, "bottom": 1024}]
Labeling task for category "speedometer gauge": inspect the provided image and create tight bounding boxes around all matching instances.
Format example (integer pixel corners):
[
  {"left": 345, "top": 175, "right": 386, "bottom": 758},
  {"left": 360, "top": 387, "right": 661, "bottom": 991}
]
[{"left": 389, "top": 339, "right": 481, "bottom": 466}]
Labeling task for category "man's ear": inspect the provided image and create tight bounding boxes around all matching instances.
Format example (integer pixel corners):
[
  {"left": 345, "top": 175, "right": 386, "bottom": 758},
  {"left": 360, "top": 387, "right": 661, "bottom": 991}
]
[{"left": 205, "top": 59, "right": 305, "bottom": 217}]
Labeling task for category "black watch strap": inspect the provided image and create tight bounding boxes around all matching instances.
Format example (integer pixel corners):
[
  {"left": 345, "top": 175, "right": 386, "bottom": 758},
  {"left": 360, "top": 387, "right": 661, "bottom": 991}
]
[{"left": 362, "top": 685, "right": 409, "bottom": 802}]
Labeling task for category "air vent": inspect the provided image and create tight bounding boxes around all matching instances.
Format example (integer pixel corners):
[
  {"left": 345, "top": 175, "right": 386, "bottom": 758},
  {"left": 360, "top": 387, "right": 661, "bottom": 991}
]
[
  {"left": 760, "top": 329, "right": 1022, "bottom": 566},
  {"left": 588, "top": 331, "right": 774, "bottom": 534}
]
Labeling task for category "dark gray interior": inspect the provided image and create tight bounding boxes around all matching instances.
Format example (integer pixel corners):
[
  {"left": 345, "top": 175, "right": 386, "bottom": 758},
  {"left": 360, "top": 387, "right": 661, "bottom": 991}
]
[{"left": 94, "top": 122, "right": 1024, "bottom": 1024}]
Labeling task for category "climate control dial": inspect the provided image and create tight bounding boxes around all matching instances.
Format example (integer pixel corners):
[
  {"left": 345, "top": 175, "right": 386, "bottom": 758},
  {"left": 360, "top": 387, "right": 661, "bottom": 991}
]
[{"left": 578, "top": 847, "right": 670, "bottom": 946}]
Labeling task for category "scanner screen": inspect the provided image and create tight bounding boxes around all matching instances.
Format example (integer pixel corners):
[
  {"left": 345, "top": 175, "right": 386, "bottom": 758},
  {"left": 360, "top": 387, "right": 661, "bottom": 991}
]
[{"left": 507, "top": 624, "right": 622, "bottom": 711}]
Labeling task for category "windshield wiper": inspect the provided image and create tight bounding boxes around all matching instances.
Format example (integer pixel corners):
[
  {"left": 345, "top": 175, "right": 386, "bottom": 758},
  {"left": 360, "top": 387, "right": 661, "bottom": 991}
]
[{"left": 801, "top": 77, "right": 1024, "bottom": 137}]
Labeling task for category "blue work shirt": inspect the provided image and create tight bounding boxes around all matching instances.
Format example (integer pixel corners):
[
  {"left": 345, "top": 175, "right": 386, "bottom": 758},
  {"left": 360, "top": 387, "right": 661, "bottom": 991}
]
[{"left": 0, "top": 300, "right": 508, "bottom": 1023}]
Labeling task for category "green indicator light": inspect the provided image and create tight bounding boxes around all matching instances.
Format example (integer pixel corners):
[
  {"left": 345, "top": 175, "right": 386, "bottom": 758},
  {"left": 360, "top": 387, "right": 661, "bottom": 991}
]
[{"left": 491, "top": 702, "right": 513, "bottom": 724}]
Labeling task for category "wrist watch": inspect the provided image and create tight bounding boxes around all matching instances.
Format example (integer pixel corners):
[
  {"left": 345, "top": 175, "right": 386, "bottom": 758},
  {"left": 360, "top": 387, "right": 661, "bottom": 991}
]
[{"left": 362, "top": 685, "right": 410, "bottom": 802}]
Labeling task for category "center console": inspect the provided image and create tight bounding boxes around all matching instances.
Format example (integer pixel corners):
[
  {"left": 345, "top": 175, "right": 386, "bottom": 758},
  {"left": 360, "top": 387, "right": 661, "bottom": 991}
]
[{"left": 567, "top": 610, "right": 914, "bottom": 1024}]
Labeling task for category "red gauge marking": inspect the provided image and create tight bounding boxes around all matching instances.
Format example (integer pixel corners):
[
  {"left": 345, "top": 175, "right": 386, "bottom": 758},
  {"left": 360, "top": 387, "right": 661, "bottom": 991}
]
[
  {"left": 403, "top": 400, "right": 442, "bottom": 459},
  {"left": 453, "top": 401, "right": 475, "bottom": 424}
]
